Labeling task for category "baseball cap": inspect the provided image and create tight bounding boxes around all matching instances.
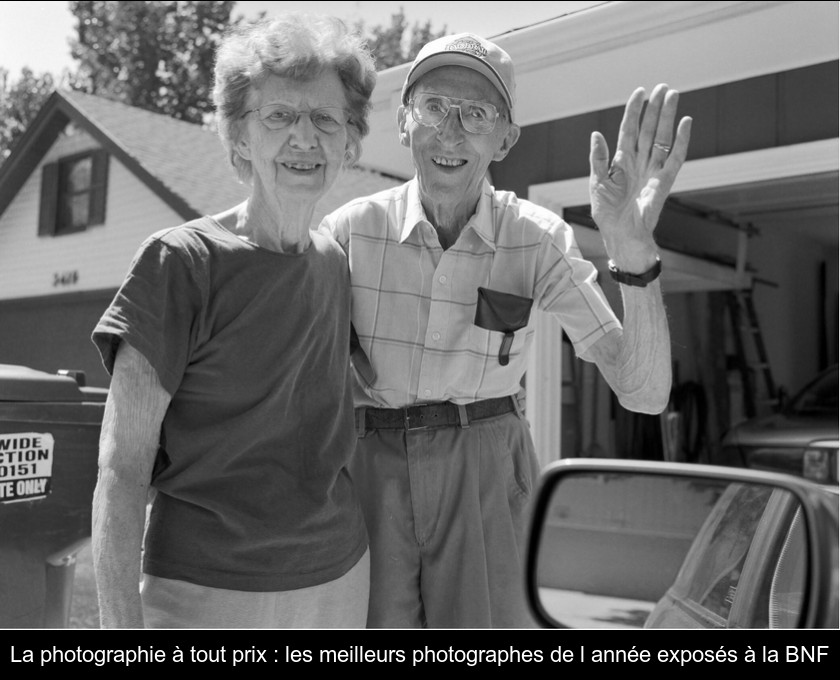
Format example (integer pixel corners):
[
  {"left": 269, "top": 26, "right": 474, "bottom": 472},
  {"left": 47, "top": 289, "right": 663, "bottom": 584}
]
[{"left": 401, "top": 33, "right": 516, "bottom": 120}]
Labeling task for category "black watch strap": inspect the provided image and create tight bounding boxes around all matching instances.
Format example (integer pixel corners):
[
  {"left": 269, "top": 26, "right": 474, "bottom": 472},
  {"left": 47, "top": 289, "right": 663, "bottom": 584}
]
[{"left": 607, "top": 256, "right": 662, "bottom": 287}]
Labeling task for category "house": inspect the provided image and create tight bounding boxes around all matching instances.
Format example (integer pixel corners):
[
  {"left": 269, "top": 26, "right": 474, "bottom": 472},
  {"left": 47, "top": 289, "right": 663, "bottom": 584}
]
[
  {"left": 0, "top": 89, "right": 402, "bottom": 388},
  {"left": 359, "top": 0, "right": 839, "bottom": 464}
]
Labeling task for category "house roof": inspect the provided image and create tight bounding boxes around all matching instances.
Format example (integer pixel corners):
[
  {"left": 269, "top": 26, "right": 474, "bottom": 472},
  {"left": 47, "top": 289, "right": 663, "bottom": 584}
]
[
  {"left": 0, "top": 89, "right": 402, "bottom": 225},
  {"left": 363, "top": 0, "right": 840, "bottom": 178}
]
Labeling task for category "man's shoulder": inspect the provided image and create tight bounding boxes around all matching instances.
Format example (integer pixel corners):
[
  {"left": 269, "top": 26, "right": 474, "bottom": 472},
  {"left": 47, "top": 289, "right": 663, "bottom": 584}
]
[
  {"left": 490, "top": 186, "right": 568, "bottom": 237},
  {"left": 310, "top": 227, "right": 348, "bottom": 258},
  {"left": 491, "top": 187, "right": 558, "bottom": 221},
  {"left": 329, "top": 182, "right": 410, "bottom": 219},
  {"left": 322, "top": 182, "right": 411, "bottom": 243}
]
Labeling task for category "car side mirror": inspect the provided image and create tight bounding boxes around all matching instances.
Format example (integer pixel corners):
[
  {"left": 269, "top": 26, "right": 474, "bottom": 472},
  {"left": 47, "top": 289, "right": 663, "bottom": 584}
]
[{"left": 525, "top": 459, "right": 839, "bottom": 629}]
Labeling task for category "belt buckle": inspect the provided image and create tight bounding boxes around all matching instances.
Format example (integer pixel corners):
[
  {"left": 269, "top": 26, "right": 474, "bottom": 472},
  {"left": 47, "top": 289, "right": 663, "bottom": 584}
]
[{"left": 404, "top": 407, "right": 428, "bottom": 431}]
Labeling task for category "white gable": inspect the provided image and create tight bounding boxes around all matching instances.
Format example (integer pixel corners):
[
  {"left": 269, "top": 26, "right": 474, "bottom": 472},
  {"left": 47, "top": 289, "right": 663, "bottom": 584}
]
[{"left": 0, "top": 127, "right": 185, "bottom": 302}]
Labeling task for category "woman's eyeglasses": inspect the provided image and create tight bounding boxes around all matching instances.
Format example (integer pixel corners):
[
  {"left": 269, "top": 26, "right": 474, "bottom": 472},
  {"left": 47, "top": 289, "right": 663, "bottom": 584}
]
[{"left": 242, "top": 104, "right": 351, "bottom": 134}]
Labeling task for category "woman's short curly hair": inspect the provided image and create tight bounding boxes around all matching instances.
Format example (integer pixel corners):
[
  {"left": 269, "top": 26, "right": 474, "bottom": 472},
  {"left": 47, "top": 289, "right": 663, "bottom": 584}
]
[{"left": 213, "top": 13, "right": 377, "bottom": 183}]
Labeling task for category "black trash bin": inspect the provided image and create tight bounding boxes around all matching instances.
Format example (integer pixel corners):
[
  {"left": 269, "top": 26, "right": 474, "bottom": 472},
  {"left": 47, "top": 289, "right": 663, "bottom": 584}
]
[{"left": 0, "top": 364, "right": 107, "bottom": 628}]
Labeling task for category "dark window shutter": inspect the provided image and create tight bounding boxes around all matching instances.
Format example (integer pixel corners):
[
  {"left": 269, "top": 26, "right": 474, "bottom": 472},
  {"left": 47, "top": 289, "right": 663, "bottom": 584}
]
[
  {"left": 38, "top": 162, "right": 59, "bottom": 236},
  {"left": 88, "top": 149, "right": 109, "bottom": 226}
]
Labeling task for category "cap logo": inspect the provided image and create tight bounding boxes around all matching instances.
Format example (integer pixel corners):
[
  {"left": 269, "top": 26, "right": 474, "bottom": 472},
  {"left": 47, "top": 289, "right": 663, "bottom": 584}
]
[{"left": 445, "top": 37, "right": 487, "bottom": 59}]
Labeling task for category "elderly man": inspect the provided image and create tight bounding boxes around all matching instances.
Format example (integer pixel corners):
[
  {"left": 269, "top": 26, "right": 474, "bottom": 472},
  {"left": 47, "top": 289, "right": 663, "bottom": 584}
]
[{"left": 323, "top": 32, "right": 691, "bottom": 628}]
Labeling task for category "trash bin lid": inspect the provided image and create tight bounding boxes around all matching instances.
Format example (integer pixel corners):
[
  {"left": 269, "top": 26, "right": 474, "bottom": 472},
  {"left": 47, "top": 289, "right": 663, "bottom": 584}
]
[{"left": 0, "top": 364, "right": 90, "bottom": 402}]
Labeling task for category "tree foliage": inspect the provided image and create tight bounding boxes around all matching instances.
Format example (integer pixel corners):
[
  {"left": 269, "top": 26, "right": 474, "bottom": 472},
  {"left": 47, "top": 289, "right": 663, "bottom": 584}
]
[
  {"left": 67, "top": 0, "right": 240, "bottom": 124},
  {"left": 0, "top": 2, "right": 446, "bottom": 163},
  {"left": 358, "top": 7, "right": 448, "bottom": 70},
  {"left": 0, "top": 68, "right": 55, "bottom": 161}
]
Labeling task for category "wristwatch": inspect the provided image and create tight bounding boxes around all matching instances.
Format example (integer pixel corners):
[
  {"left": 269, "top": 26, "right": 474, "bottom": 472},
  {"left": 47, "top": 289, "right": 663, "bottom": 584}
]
[{"left": 607, "top": 256, "right": 662, "bottom": 287}]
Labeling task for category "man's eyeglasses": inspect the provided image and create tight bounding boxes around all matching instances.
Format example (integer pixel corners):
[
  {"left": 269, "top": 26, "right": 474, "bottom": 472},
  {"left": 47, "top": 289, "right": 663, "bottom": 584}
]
[
  {"left": 242, "top": 103, "right": 351, "bottom": 134},
  {"left": 409, "top": 93, "right": 500, "bottom": 135}
]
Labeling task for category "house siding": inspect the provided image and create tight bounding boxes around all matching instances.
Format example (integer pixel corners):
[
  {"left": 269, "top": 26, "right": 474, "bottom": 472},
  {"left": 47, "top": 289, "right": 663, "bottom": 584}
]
[
  {"left": 0, "top": 127, "right": 186, "bottom": 303},
  {"left": 493, "top": 61, "right": 839, "bottom": 198}
]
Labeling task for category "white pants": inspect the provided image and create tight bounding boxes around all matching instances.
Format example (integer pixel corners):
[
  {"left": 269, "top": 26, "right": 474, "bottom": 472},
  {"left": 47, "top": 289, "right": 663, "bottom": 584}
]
[{"left": 140, "top": 549, "right": 370, "bottom": 629}]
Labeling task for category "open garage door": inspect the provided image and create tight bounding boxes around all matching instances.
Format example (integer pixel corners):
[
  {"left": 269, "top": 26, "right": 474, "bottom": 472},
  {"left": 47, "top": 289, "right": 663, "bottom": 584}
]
[{"left": 525, "top": 139, "right": 839, "bottom": 467}]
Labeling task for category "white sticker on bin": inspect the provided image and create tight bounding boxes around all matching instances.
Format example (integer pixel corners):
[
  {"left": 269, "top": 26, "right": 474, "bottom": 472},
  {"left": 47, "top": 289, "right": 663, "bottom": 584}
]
[{"left": 0, "top": 432, "right": 54, "bottom": 503}]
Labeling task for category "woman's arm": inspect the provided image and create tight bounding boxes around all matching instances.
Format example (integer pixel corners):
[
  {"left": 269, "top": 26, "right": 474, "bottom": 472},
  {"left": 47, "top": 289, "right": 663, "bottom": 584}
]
[{"left": 92, "top": 341, "right": 171, "bottom": 628}]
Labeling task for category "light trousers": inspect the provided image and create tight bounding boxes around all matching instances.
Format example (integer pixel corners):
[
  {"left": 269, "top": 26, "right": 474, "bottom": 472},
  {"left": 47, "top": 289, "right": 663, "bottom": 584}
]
[
  {"left": 140, "top": 548, "right": 370, "bottom": 628},
  {"left": 351, "top": 411, "right": 540, "bottom": 628}
]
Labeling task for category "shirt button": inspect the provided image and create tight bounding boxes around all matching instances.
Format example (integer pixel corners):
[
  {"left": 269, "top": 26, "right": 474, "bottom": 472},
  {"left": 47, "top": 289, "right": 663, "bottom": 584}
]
[
  {"left": 438, "top": 275, "right": 447, "bottom": 284},
  {"left": 424, "top": 389, "right": 432, "bottom": 397},
  {"left": 432, "top": 331, "right": 441, "bottom": 341}
]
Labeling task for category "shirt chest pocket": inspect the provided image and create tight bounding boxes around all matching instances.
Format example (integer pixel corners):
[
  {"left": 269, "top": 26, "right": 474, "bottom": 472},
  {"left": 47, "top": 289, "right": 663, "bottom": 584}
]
[
  {"left": 468, "top": 324, "right": 531, "bottom": 366},
  {"left": 471, "top": 287, "right": 533, "bottom": 365}
]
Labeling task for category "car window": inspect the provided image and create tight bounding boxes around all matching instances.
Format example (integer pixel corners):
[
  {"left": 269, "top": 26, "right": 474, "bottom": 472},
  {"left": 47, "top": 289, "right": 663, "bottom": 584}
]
[
  {"left": 645, "top": 482, "right": 806, "bottom": 628},
  {"left": 682, "top": 483, "right": 773, "bottom": 619},
  {"left": 787, "top": 367, "right": 838, "bottom": 417}
]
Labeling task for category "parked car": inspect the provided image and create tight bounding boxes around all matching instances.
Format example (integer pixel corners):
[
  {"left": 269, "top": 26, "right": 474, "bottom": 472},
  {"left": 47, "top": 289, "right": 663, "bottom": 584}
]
[
  {"left": 716, "top": 364, "right": 838, "bottom": 485},
  {"left": 525, "top": 458, "right": 839, "bottom": 629}
]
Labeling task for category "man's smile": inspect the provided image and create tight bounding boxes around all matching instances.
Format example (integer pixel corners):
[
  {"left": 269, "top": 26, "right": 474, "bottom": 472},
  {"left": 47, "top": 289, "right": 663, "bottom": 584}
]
[{"left": 432, "top": 156, "right": 467, "bottom": 167}]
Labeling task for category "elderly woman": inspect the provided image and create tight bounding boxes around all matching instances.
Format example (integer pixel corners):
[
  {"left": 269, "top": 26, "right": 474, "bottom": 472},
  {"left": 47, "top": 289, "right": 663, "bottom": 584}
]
[{"left": 90, "top": 13, "right": 377, "bottom": 629}]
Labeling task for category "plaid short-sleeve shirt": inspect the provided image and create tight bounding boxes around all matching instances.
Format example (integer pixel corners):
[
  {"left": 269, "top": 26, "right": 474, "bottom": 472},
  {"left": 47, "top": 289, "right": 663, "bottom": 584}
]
[{"left": 323, "top": 179, "right": 620, "bottom": 408}]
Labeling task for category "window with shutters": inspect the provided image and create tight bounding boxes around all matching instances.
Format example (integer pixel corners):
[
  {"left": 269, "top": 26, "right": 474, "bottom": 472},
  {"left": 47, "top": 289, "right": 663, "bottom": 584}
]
[{"left": 39, "top": 149, "right": 109, "bottom": 237}]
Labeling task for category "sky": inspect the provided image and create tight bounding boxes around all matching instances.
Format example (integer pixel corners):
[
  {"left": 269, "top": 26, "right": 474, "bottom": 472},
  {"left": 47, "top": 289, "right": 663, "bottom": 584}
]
[{"left": 0, "top": 1, "right": 606, "bottom": 80}]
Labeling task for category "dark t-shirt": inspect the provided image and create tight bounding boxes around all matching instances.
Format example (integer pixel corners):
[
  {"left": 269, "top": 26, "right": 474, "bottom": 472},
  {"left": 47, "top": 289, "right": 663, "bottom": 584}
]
[{"left": 92, "top": 217, "right": 366, "bottom": 591}]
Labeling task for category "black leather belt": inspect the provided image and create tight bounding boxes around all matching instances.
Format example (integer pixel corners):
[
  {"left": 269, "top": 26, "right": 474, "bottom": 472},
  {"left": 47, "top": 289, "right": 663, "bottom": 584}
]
[{"left": 356, "top": 396, "right": 519, "bottom": 433}]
